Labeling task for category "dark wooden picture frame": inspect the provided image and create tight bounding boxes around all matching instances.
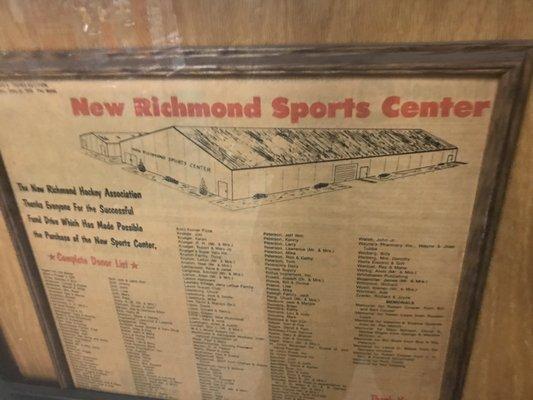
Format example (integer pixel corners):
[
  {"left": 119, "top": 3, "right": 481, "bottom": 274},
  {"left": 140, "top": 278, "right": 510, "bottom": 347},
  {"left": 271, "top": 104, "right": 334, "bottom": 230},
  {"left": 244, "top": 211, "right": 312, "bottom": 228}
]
[{"left": 0, "top": 41, "right": 531, "bottom": 400}]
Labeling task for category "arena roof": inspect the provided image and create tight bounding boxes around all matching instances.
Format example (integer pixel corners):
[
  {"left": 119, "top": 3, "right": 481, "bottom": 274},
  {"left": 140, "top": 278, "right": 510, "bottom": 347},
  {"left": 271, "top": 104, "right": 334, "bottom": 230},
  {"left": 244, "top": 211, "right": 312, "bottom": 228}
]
[
  {"left": 170, "top": 127, "right": 457, "bottom": 170},
  {"left": 81, "top": 132, "right": 143, "bottom": 143}
]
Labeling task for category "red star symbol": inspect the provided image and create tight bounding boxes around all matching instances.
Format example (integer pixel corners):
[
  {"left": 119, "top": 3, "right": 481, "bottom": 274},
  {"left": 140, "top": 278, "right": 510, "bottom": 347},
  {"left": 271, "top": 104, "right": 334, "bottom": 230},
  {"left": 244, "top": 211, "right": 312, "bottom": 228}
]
[{"left": 131, "top": 261, "right": 138, "bottom": 269}]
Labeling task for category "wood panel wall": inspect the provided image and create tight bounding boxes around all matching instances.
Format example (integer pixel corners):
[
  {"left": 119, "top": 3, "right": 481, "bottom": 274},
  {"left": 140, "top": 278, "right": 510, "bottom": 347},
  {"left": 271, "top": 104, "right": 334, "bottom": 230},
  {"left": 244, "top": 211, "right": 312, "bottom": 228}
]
[
  {"left": 0, "top": 213, "right": 57, "bottom": 382},
  {"left": 0, "top": 1, "right": 531, "bottom": 398}
]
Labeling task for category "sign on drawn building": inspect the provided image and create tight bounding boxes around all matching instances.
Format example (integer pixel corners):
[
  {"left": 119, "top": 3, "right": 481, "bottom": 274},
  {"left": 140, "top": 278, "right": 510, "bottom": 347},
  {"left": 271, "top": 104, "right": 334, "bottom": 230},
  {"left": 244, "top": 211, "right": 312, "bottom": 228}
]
[{"left": 0, "top": 44, "right": 529, "bottom": 400}]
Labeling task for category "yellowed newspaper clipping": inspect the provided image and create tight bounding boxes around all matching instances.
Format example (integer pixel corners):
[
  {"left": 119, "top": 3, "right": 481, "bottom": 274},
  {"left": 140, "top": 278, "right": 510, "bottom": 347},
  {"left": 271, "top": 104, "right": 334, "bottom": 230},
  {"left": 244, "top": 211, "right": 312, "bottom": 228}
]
[{"left": 0, "top": 77, "right": 497, "bottom": 400}]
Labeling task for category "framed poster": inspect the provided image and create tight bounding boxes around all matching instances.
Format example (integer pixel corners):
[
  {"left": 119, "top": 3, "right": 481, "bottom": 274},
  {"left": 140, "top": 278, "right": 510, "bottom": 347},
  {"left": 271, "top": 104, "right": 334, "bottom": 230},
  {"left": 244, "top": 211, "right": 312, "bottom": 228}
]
[{"left": 0, "top": 42, "right": 531, "bottom": 400}]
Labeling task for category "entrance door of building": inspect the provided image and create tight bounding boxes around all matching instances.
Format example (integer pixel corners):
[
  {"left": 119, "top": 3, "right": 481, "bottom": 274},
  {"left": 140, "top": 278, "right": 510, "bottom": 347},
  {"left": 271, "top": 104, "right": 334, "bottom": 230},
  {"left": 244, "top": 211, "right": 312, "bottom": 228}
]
[
  {"left": 218, "top": 181, "right": 228, "bottom": 198},
  {"left": 334, "top": 163, "right": 357, "bottom": 182},
  {"left": 100, "top": 144, "right": 108, "bottom": 156},
  {"left": 359, "top": 166, "right": 369, "bottom": 179},
  {"left": 447, "top": 154, "right": 455, "bottom": 163}
]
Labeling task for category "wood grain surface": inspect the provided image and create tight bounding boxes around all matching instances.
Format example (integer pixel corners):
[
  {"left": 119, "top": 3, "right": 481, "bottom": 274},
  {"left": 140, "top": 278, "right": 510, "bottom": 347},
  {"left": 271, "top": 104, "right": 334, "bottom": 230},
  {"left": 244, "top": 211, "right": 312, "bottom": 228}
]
[
  {"left": 0, "top": 215, "right": 57, "bottom": 382},
  {"left": 0, "top": 1, "right": 531, "bottom": 398}
]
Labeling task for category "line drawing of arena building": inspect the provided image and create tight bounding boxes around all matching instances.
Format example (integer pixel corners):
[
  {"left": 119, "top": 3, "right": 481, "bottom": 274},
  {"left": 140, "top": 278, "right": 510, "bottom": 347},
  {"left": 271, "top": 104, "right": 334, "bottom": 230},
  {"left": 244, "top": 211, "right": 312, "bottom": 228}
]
[
  {"left": 79, "top": 132, "right": 144, "bottom": 163},
  {"left": 80, "top": 126, "right": 461, "bottom": 207}
]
